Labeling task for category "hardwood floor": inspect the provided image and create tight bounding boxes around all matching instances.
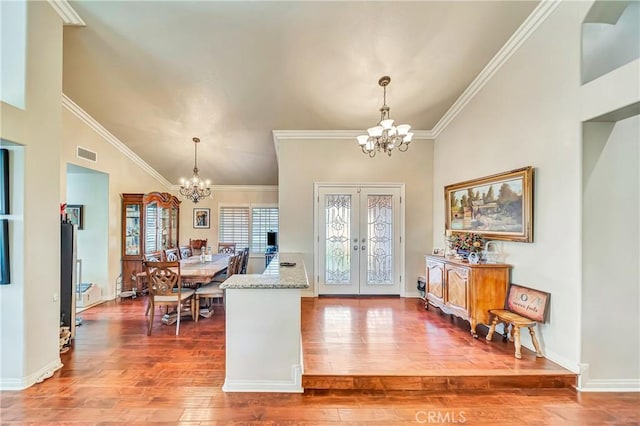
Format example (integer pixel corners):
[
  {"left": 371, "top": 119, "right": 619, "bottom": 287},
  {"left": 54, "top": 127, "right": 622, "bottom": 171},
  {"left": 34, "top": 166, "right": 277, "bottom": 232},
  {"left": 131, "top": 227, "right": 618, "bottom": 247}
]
[
  {"left": 1, "top": 296, "right": 638, "bottom": 425},
  {"left": 302, "top": 297, "right": 575, "bottom": 390}
]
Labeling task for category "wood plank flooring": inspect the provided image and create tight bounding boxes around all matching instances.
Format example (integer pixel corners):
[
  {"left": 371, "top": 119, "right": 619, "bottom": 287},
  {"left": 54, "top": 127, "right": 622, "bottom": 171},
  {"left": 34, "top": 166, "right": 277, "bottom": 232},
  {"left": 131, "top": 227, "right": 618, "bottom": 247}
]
[
  {"left": 301, "top": 297, "right": 575, "bottom": 390},
  {"left": 0, "top": 296, "right": 638, "bottom": 425}
]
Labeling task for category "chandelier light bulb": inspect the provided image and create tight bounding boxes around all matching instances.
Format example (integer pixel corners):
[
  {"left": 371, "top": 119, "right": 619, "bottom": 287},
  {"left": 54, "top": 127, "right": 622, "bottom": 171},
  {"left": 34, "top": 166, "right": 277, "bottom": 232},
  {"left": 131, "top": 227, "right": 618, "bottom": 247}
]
[
  {"left": 179, "top": 137, "right": 212, "bottom": 204},
  {"left": 356, "top": 76, "right": 412, "bottom": 157}
]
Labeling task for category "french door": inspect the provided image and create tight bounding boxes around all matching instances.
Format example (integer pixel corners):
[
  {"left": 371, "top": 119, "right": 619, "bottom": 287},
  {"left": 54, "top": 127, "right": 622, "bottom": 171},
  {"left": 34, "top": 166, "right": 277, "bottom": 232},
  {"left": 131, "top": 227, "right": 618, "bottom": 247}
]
[{"left": 316, "top": 185, "right": 403, "bottom": 295}]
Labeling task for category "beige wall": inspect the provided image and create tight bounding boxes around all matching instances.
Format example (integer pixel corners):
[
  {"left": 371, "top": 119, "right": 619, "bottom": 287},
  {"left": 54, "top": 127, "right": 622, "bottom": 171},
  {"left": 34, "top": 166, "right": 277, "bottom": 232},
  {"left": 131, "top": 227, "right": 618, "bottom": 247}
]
[
  {"left": 0, "top": 2, "right": 63, "bottom": 389},
  {"left": 278, "top": 137, "right": 434, "bottom": 296},
  {"left": 61, "top": 109, "right": 170, "bottom": 300},
  {"left": 177, "top": 187, "right": 278, "bottom": 274}
]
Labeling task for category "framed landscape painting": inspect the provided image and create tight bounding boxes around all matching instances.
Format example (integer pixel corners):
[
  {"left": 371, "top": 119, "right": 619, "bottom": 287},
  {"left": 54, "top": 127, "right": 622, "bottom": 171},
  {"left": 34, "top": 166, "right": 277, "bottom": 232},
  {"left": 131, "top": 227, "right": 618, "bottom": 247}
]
[{"left": 445, "top": 166, "right": 533, "bottom": 242}]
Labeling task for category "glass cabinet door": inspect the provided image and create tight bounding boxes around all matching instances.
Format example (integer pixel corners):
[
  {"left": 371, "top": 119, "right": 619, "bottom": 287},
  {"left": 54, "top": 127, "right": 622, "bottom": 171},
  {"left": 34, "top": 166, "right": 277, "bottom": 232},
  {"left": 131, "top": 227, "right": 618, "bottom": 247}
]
[
  {"left": 160, "top": 207, "right": 169, "bottom": 249},
  {"left": 125, "top": 204, "right": 141, "bottom": 256},
  {"left": 145, "top": 202, "right": 158, "bottom": 253},
  {"left": 170, "top": 208, "right": 178, "bottom": 248}
]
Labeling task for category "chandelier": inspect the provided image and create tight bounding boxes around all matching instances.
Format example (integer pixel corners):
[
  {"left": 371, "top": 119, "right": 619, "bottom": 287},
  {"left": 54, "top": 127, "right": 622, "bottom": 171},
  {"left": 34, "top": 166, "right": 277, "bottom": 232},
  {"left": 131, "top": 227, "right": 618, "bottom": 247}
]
[
  {"left": 179, "top": 137, "right": 212, "bottom": 203},
  {"left": 357, "top": 76, "right": 413, "bottom": 157}
]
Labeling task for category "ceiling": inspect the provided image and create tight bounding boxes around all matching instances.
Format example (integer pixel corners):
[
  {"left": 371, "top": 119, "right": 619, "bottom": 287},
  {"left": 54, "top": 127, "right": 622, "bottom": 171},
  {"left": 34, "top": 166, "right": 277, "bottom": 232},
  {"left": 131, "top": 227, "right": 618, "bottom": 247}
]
[{"left": 63, "top": 1, "right": 538, "bottom": 186}]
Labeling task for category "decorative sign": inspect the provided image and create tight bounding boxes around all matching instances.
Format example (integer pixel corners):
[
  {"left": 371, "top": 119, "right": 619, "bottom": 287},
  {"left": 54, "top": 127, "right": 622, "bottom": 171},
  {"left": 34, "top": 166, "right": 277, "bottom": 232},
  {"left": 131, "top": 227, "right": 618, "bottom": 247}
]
[{"left": 505, "top": 284, "right": 550, "bottom": 322}]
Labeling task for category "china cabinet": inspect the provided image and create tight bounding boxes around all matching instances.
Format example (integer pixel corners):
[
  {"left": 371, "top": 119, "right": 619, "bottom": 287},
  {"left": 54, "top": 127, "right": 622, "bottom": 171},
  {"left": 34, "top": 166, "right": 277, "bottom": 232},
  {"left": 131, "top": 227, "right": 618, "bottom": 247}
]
[
  {"left": 424, "top": 255, "right": 511, "bottom": 338},
  {"left": 121, "top": 192, "right": 180, "bottom": 293}
]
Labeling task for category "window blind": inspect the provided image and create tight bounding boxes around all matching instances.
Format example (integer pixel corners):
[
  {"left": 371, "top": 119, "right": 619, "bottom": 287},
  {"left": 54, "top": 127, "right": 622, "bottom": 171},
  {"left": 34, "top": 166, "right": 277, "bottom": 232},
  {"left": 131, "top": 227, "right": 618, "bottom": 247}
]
[
  {"left": 251, "top": 207, "right": 279, "bottom": 254},
  {"left": 218, "top": 206, "right": 250, "bottom": 249}
]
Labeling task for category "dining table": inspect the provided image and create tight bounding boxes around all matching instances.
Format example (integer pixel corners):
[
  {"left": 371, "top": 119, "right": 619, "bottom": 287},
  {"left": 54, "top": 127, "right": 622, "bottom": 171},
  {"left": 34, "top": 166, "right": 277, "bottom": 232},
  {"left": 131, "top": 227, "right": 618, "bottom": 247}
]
[{"left": 179, "top": 254, "right": 230, "bottom": 287}]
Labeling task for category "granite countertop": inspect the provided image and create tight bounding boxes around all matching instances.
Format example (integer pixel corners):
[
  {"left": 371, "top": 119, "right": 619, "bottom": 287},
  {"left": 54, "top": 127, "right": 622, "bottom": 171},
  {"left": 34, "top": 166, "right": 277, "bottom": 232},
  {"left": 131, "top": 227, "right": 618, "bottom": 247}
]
[{"left": 219, "top": 252, "right": 309, "bottom": 289}]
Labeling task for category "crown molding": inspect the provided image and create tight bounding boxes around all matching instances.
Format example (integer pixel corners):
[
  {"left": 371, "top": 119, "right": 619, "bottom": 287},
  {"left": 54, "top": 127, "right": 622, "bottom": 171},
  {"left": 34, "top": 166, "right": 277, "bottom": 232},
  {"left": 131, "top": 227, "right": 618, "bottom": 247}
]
[
  {"left": 47, "top": 0, "right": 85, "bottom": 26},
  {"left": 62, "top": 94, "right": 172, "bottom": 188},
  {"left": 430, "top": 0, "right": 561, "bottom": 138},
  {"left": 272, "top": 130, "right": 433, "bottom": 141},
  {"left": 272, "top": 130, "right": 434, "bottom": 160},
  {"left": 169, "top": 185, "right": 278, "bottom": 192}
]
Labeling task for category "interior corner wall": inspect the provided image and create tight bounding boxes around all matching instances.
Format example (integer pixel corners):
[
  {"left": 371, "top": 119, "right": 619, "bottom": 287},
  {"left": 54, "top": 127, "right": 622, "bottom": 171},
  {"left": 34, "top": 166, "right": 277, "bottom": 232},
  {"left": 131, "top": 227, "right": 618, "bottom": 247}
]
[
  {"left": 176, "top": 188, "right": 278, "bottom": 274},
  {"left": 582, "top": 117, "right": 639, "bottom": 389},
  {"left": 66, "top": 170, "right": 109, "bottom": 301},
  {"left": 61, "top": 109, "right": 171, "bottom": 300},
  {"left": 0, "top": 2, "right": 63, "bottom": 389},
  {"left": 432, "top": 1, "right": 593, "bottom": 371},
  {"left": 278, "top": 138, "right": 434, "bottom": 296}
]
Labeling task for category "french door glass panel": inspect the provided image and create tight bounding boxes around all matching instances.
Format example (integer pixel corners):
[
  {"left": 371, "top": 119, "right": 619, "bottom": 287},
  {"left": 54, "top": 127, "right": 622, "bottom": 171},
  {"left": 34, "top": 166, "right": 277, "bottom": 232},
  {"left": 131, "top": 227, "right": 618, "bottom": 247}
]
[{"left": 318, "top": 186, "right": 401, "bottom": 295}]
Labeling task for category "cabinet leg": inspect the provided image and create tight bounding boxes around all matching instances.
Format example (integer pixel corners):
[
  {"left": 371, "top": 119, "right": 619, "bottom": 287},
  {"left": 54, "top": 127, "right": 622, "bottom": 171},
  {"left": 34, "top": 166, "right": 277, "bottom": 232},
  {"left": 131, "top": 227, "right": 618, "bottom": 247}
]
[
  {"left": 486, "top": 315, "right": 498, "bottom": 341},
  {"left": 470, "top": 319, "right": 478, "bottom": 339}
]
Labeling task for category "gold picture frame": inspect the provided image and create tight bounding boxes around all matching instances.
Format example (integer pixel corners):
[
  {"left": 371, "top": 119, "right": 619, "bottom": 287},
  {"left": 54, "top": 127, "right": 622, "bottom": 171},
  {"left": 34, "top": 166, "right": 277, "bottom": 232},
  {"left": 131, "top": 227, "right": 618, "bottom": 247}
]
[{"left": 445, "top": 166, "right": 533, "bottom": 242}]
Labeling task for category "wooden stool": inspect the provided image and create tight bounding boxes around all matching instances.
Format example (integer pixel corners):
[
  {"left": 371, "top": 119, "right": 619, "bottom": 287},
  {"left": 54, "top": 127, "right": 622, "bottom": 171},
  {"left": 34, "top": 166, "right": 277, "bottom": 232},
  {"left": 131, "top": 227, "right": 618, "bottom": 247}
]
[
  {"left": 486, "top": 309, "right": 543, "bottom": 359},
  {"left": 486, "top": 283, "right": 550, "bottom": 359}
]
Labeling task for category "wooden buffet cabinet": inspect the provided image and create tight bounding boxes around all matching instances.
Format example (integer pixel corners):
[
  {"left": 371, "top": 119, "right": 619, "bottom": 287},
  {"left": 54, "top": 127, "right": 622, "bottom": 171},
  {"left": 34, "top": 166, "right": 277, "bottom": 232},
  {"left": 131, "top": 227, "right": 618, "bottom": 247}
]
[
  {"left": 121, "top": 192, "right": 180, "bottom": 293},
  {"left": 425, "top": 255, "right": 511, "bottom": 338}
]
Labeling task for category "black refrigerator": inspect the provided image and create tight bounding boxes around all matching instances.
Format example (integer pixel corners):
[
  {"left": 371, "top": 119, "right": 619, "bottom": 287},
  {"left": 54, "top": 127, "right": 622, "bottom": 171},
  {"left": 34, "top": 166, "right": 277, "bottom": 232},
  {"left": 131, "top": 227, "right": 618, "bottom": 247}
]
[{"left": 60, "top": 222, "right": 77, "bottom": 339}]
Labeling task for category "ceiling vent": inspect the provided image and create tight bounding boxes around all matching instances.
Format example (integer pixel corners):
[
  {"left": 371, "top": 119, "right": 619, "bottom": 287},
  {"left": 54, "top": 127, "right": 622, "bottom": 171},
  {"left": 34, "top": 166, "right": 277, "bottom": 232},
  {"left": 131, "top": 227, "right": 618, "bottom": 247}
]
[{"left": 76, "top": 146, "right": 97, "bottom": 163}]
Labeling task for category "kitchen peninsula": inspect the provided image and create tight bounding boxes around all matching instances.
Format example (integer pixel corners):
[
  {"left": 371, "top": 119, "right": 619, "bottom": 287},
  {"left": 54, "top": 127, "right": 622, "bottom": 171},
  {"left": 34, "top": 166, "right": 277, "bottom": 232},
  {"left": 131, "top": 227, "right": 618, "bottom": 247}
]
[{"left": 220, "top": 253, "right": 309, "bottom": 392}]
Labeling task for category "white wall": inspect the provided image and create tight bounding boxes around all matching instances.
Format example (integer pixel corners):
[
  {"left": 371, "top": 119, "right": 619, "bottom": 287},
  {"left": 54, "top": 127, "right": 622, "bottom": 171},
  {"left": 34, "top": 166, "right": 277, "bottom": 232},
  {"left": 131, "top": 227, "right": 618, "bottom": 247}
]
[
  {"left": 0, "top": 0, "right": 26, "bottom": 109},
  {"left": 0, "top": 2, "right": 63, "bottom": 389},
  {"left": 278, "top": 137, "right": 433, "bottom": 296},
  {"left": 66, "top": 165, "right": 109, "bottom": 301},
  {"left": 433, "top": 2, "right": 589, "bottom": 371},
  {"left": 582, "top": 116, "right": 639, "bottom": 389},
  {"left": 582, "top": 1, "right": 640, "bottom": 84},
  {"left": 433, "top": 0, "right": 639, "bottom": 378}
]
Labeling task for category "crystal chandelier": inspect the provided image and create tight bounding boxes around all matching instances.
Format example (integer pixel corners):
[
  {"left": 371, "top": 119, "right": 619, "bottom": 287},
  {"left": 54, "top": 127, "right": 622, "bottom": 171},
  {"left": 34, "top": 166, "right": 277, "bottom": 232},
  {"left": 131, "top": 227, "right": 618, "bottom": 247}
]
[
  {"left": 179, "top": 137, "right": 212, "bottom": 203},
  {"left": 357, "top": 76, "right": 413, "bottom": 157}
]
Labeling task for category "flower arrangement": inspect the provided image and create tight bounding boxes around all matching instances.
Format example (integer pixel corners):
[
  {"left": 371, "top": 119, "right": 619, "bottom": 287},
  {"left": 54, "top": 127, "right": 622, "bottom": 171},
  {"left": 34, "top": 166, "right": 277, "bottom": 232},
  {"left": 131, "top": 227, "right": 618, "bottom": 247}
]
[{"left": 446, "top": 232, "right": 485, "bottom": 254}]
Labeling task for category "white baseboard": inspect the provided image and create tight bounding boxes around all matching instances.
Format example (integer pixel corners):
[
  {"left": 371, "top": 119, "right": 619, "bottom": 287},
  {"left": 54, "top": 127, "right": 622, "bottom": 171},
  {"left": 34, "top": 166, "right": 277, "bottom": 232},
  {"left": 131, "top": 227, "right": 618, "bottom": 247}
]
[
  {"left": 578, "top": 379, "right": 640, "bottom": 392},
  {"left": 542, "top": 349, "right": 580, "bottom": 374},
  {"left": 222, "top": 364, "right": 303, "bottom": 393},
  {"left": 0, "top": 358, "right": 63, "bottom": 390}
]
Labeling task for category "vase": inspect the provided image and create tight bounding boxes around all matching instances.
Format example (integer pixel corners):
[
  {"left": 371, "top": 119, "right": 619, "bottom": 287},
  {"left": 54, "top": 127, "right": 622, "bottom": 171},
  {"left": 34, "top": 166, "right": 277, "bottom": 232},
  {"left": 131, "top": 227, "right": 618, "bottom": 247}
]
[{"left": 456, "top": 249, "right": 469, "bottom": 259}]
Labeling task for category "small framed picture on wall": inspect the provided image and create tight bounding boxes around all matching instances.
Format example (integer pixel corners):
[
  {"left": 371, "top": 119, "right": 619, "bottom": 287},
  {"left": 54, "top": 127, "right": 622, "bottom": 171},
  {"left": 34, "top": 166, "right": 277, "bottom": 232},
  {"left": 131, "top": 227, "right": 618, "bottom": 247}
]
[
  {"left": 66, "top": 205, "right": 84, "bottom": 230},
  {"left": 193, "top": 208, "right": 210, "bottom": 229}
]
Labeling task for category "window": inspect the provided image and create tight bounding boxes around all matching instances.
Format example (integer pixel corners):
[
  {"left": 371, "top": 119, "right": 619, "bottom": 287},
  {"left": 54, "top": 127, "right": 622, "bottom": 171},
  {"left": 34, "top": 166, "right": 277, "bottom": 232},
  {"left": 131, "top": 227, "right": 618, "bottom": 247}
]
[
  {"left": 218, "top": 205, "right": 278, "bottom": 254},
  {"left": 251, "top": 207, "right": 278, "bottom": 254},
  {"left": 218, "top": 206, "right": 249, "bottom": 249}
]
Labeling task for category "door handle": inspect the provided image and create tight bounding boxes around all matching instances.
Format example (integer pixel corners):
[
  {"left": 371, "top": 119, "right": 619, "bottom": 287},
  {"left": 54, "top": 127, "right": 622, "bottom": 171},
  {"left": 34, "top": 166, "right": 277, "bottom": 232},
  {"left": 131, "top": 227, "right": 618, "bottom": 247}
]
[
  {"left": 353, "top": 245, "right": 359, "bottom": 251},
  {"left": 361, "top": 245, "right": 366, "bottom": 251}
]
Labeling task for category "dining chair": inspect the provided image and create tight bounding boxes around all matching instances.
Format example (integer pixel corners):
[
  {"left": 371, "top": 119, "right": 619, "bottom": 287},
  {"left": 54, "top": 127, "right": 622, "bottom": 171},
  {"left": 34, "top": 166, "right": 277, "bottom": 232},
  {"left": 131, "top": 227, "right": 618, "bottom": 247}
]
[
  {"left": 164, "top": 248, "right": 180, "bottom": 262},
  {"left": 145, "top": 261, "right": 195, "bottom": 336},
  {"left": 194, "top": 254, "right": 240, "bottom": 321},
  {"left": 239, "top": 247, "right": 250, "bottom": 274},
  {"left": 144, "top": 251, "right": 164, "bottom": 262},
  {"left": 179, "top": 245, "right": 192, "bottom": 259},
  {"left": 189, "top": 238, "right": 208, "bottom": 255},
  {"left": 217, "top": 242, "right": 237, "bottom": 254}
]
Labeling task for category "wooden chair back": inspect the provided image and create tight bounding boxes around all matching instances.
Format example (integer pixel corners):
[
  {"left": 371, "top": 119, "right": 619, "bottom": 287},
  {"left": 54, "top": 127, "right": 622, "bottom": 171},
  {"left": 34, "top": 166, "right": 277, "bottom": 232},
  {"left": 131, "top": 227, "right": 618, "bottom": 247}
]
[
  {"left": 218, "top": 242, "right": 237, "bottom": 254},
  {"left": 239, "top": 247, "right": 249, "bottom": 274},
  {"left": 179, "top": 245, "right": 192, "bottom": 259},
  {"left": 189, "top": 238, "right": 208, "bottom": 254},
  {"left": 145, "top": 261, "right": 181, "bottom": 297},
  {"left": 227, "top": 254, "right": 242, "bottom": 277},
  {"left": 144, "top": 251, "right": 164, "bottom": 262},
  {"left": 164, "top": 248, "right": 180, "bottom": 262}
]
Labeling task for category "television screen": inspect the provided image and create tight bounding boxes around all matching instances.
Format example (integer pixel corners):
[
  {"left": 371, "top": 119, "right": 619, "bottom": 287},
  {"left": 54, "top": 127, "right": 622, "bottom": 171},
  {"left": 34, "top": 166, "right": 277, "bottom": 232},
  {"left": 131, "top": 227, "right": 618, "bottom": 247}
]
[{"left": 267, "top": 231, "right": 277, "bottom": 247}]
